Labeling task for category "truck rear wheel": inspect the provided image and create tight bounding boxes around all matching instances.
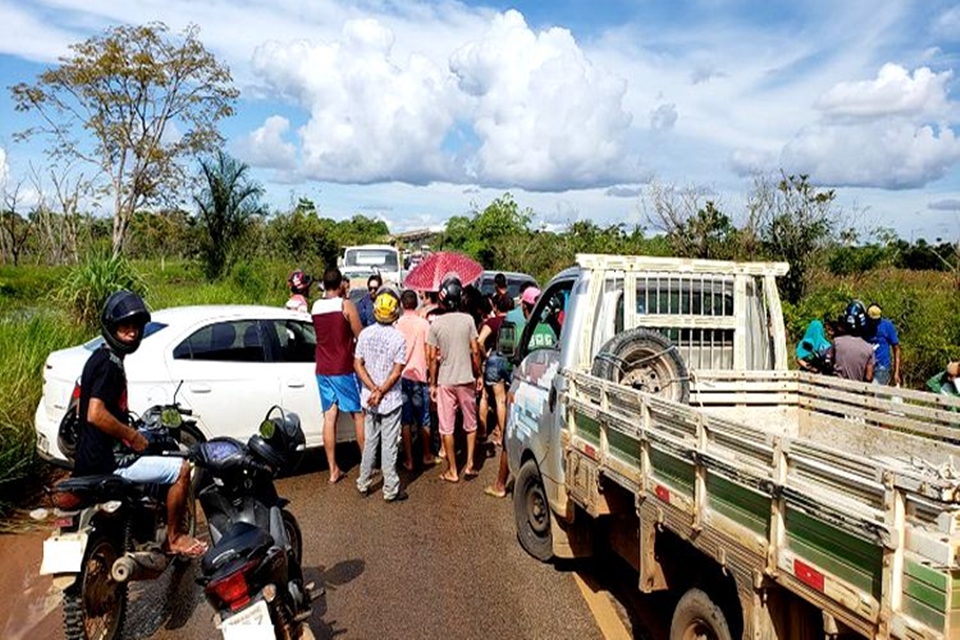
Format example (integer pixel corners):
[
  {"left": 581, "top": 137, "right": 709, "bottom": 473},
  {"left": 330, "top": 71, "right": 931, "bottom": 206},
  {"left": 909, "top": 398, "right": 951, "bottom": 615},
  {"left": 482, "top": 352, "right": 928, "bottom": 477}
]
[
  {"left": 670, "top": 588, "right": 732, "bottom": 640},
  {"left": 593, "top": 328, "right": 689, "bottom": 403},
  {"left": 514, "top": 459, "right": 553, "bottom": 561}
]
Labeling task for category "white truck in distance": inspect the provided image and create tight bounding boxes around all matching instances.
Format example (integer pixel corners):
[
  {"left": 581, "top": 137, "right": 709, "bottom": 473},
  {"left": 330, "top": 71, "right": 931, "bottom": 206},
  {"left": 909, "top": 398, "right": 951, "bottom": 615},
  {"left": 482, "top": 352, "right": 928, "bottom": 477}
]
[
  {"left": 338, "top": 244, "right": 402, "bottom": 289},
  {"left": 499, "top": 253, "right": 960, "bottom": 640}
]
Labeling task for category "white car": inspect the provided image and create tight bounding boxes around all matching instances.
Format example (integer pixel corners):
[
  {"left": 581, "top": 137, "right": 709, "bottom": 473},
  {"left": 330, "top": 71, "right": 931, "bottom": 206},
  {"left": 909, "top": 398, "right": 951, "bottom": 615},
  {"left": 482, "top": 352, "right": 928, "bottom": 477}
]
[{"left": 35, "top": 305, "right": 357, "bottom": 467}]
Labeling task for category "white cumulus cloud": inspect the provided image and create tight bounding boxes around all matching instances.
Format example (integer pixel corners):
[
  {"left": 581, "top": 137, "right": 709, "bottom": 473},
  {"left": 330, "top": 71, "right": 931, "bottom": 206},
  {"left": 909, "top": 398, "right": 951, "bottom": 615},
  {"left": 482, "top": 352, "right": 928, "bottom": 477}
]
[
  {"left": 233, "top": 115, "right": 297, "bottom": 170},
  {"left": 251, "top": 18, "right": 461, "bottom": 185},
  {"left": 448, "top": 10, "right": 635, "bottom": 190},
  {"left": 782, "top": 121, "right": 960, "bottom": 189},
  {"left": 815, "top": 64, "right": 953, "bottom": 120}
]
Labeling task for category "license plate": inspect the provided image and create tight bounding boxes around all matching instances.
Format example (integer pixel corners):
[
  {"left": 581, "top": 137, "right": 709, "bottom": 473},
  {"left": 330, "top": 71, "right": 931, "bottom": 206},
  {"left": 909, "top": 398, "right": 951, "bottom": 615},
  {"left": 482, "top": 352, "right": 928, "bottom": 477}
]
[
  {"left": 40, "top": 532, "right": 88, "bottom": 575},
  {"left": 37, "top": 433, "right": 49, "bottom": 454},
  {"left": 219, "top": 599, "right": 273, "bottom": 640}
]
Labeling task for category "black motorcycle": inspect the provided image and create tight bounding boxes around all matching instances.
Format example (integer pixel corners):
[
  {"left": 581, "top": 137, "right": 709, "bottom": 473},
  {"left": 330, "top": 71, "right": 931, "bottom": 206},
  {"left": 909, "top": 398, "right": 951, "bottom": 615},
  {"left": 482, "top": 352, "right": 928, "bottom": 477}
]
[
  {"left": 192, "top": 406, "right": 319, "bottom": 639},
  {"left": 38, "top": 402, "right": 202, "bottom": 640},
  {"left": 39, "top": 403, "right": 318, "bottom": 640}
]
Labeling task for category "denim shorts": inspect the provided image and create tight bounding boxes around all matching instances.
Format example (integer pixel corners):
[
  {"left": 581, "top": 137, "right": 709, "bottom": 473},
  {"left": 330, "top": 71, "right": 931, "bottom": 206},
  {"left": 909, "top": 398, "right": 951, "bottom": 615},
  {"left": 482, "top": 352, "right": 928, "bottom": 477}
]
[
  {"left": 401, "top": 379, "right": 431, "bottom": 429},
  {"left": 484, "top": 354, "right": 511, "bottom": 386},
  {"left": 114, "top": 456, "right": 183, "bottom": 484}
]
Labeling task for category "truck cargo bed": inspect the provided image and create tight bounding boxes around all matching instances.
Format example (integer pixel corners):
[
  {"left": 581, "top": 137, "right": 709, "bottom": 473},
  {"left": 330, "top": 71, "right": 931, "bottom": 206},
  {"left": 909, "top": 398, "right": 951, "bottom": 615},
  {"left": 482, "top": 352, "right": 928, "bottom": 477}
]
[{"left": 564, "top": 369, "right": 960, "bottom": 639}]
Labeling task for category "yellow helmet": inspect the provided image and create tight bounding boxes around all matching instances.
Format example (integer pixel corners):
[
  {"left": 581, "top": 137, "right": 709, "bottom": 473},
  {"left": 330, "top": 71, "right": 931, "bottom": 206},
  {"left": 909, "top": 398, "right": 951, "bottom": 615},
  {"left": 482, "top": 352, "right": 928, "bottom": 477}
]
[{"left": 373, "top": 287, "right": 401, "bottom": 324}]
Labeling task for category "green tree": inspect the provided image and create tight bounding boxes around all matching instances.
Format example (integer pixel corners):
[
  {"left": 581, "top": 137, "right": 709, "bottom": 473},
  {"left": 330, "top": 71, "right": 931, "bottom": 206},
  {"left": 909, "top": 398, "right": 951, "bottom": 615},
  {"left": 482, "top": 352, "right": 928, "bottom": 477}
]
[
  {"left": 195, "top": 151, "right": 265, "bottom": 279},
  {"left": 645, "top": 183, "right": 747, "bottom": 260},
  {"left": 11, "top": 22, "right": 238, "bottom": 257},
  {"left": 269, "top": 206, "right": 339, "bottom": 268},
  {"left": 750, "top": 173, "right": 838, "bottom": 305},
  {"left": 441, "top": 193, "right": 532, "bottom": 267}
]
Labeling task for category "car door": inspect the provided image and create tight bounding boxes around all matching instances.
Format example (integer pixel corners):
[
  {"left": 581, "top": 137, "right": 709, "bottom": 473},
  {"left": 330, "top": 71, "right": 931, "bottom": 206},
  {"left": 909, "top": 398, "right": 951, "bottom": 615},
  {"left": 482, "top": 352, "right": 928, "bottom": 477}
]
[
  {"left": 165, "top": 319, "right": 280, "bottom": 442},
  {"left": 261, "top": 317, "right": 355, "bottom": 449},
  {"left": 507, "top": 278, "right": 574, "bottom": 501}
]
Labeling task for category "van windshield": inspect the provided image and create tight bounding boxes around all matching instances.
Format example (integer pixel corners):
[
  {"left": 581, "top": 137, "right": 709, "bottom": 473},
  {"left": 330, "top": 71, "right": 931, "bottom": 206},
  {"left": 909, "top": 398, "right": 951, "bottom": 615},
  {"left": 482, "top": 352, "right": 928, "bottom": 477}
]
[{"left": 344, "top": 249, "right": 399, "bottom": 270}]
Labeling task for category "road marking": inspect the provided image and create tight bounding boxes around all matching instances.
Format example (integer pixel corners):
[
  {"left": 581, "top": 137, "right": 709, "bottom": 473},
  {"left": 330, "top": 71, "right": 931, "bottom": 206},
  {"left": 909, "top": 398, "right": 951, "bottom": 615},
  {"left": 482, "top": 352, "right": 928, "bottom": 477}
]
[{"left": 574, "top": 571, "right": 632, "bottom": 640}]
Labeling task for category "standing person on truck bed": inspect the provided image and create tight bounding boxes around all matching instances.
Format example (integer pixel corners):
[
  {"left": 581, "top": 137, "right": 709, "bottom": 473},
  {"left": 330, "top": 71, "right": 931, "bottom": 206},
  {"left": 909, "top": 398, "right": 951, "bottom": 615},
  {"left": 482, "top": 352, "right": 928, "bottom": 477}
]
[
  {"left": 864, "top": 302, "right": 901, "bottom": 387},
  {"left": 427, "top": 276, "right": 482, "bottom": 483},
  {"left": 830, "top": 300, "right": 875, "bottom": 383}
]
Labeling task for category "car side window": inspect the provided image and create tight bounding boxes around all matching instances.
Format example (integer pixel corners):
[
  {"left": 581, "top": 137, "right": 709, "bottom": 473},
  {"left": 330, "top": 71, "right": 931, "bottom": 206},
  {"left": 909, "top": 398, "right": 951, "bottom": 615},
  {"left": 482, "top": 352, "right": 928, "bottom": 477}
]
[
  {"left": 520, "top": 281, "right": 573, "bottom": 356},
  {"left": 267, "top": 319, "right": 317, "bottom": 363},
  {"left": 172, "top": 320, "right": 266, "bottom": 362}
]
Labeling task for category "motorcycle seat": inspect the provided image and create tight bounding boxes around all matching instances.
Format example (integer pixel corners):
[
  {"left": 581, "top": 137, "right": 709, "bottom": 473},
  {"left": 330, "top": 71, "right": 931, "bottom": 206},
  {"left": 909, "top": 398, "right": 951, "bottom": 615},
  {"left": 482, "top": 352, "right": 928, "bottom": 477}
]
[
  {"left": 52, "top": 475, "right": 136, "bottom": 509},
  {"left": 201, "top": 521, "right": 275, "bottom": 575}
]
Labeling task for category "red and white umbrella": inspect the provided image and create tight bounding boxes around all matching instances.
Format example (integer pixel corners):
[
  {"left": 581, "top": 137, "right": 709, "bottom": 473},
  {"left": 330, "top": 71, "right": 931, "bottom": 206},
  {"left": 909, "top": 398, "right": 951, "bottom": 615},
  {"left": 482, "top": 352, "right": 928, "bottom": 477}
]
[{"left": 403, "top": 251, "right": 483, "bottom": 291}]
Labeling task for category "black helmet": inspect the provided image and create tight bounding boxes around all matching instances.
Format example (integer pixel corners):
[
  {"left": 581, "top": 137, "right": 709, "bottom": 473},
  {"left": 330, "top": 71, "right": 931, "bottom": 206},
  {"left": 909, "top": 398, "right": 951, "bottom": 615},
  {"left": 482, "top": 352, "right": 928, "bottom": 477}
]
[
  {"left": 248, "top": 407, "right": 305, "bottom": 472},
  {"left": 438, "top": 276, "right": 462, "bottom": 310},
  {"left": 100, "top": 290, "right": 151, "bottom": 355},
  {"left": 843, "top": 299, "right": 867, "bottom": 335}
]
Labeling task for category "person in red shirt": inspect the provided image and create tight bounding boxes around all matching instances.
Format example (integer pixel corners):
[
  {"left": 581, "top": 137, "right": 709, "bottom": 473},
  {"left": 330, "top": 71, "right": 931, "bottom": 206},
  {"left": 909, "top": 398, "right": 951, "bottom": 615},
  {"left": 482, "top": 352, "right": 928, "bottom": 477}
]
[{"left": 311, "top": 268, "right": 365, "bottom": 484}]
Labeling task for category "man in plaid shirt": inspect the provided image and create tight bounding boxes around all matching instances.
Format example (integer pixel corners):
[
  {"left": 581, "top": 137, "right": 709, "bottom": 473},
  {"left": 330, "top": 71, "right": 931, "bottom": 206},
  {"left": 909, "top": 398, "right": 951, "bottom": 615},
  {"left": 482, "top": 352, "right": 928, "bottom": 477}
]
[{"left": 354, "top": 287, "right": 409, "bottom": 502}]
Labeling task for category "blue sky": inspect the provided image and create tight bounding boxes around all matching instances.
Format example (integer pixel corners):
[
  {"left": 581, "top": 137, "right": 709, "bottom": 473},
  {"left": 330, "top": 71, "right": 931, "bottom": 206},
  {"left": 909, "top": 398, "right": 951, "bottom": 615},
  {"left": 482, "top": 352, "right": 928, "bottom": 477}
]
[{"left": 1, "top": 0, "right": 959, "bottom": 241}]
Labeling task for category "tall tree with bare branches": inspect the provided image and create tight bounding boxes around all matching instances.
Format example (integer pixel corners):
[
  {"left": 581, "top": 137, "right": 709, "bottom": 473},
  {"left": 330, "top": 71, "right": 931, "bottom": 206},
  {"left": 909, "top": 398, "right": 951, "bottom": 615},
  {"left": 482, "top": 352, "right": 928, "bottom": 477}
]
[{"left": 11, "top": 22, "right": 238, "bottom": 257}]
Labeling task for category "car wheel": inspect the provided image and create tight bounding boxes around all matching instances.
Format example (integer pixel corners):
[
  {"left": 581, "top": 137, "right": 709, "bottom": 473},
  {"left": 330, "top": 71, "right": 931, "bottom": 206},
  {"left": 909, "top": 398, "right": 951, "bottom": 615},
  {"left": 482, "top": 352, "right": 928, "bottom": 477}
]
[
  {"left": 669, "top": 588, "right": 733, "bottom": 640},
  {"left": 514, "top": 459, "right": 553, "bottom": 562}
]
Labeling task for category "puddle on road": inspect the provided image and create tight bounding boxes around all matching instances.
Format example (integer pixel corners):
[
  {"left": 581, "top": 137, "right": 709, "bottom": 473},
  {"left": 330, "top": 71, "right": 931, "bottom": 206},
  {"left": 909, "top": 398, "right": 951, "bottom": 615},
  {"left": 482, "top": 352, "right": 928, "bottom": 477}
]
[{"left": 0, "top": 530, "right": 61, "bottom": 640}]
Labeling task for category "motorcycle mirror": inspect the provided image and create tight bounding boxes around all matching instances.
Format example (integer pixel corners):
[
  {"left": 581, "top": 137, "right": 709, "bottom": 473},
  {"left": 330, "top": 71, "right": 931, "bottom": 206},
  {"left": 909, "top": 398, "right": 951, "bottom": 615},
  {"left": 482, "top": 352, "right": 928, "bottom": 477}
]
[
  {"left": 161, "top": 407, "right": 183, "bottom": 428},
  {"left": 260, "top": 419, "right": 276, "bottom": 439}
]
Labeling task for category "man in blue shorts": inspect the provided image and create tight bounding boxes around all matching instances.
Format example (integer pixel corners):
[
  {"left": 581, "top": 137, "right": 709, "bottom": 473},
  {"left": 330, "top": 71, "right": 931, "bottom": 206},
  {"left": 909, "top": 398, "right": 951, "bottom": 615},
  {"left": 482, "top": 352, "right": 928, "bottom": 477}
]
[{"left": 312, "top": 268, "right": 365, "bottom": 484}]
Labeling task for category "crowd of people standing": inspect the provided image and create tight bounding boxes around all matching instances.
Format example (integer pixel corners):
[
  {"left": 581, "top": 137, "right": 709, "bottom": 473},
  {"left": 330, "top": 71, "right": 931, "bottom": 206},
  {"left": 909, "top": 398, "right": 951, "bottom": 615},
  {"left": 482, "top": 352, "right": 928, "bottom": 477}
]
[
  {"left": 794, "top": 298, "right": 959, "bottom": 398},
  {"left": 292, "top": 267, "right": 536, "bottom": 501}
]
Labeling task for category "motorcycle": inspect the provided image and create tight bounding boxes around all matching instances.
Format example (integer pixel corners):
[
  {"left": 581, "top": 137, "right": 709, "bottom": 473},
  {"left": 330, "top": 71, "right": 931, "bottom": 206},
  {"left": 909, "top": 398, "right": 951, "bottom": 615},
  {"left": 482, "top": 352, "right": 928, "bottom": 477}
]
[
  {"left": 192, "top": 405, "right": 320, "bottom": 639},
  {"left": 38, "top": 400, "right": 201, "bottom": 640},
  {"left": 38, "top": 401, "right": 318, "bottom": 640}
]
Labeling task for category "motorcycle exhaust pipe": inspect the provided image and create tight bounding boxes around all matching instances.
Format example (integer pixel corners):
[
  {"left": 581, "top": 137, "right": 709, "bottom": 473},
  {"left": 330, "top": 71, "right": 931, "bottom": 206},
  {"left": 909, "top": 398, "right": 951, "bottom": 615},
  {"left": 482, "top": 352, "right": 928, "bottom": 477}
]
[{"left": 112, "top": 551, "right": 169, "bottom": 583}]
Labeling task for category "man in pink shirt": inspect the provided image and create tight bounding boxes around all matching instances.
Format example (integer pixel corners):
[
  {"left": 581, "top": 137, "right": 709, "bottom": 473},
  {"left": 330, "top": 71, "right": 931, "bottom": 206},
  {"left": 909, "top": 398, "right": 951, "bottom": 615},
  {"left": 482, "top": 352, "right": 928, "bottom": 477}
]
[{"left": 396, "top": 289, "right": 435, "bottom": 470}]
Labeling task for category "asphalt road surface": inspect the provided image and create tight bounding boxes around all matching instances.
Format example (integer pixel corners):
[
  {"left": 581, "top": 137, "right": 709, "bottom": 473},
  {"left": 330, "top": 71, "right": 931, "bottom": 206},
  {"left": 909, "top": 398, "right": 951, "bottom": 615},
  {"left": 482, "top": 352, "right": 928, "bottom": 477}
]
[{"left": 0, "top": 443, "right": 674, "bottom": 640}]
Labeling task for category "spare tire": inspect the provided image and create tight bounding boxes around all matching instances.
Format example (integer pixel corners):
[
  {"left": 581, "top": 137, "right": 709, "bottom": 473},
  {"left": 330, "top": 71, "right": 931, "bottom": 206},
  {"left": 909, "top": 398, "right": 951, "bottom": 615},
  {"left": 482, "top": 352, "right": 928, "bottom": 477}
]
[{"left": 592, "top": 328, "right": 690, "bottom": 403}]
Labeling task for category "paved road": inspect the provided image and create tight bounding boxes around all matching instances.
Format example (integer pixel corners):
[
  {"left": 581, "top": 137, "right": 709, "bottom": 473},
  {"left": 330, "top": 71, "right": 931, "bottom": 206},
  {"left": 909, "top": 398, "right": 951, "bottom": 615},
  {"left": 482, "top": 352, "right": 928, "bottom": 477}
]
[{"left": 3, "top": 443, "right": 674, "bottom": 640}]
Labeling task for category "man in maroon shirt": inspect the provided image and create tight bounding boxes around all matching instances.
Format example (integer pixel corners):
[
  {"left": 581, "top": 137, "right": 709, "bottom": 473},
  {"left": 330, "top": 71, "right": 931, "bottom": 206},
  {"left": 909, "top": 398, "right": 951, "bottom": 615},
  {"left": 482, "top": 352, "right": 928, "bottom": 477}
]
[{"left": 312, "top": 268, "right": 365, "bottom": 484}]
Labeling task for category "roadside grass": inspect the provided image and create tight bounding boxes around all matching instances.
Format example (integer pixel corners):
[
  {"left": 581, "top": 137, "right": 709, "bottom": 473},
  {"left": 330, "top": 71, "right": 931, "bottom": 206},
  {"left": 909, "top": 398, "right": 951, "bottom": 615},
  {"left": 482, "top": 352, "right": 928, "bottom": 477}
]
[{"left": 0, "top": 311, "right": 89, "bottom": 515}]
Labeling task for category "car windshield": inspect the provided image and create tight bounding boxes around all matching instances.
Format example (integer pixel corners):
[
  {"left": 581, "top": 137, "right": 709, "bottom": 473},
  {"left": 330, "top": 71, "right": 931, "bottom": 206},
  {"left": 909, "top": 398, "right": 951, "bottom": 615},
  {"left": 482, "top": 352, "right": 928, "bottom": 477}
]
[
  {"left": 344, "top": 249, "right": 399, "bottom": 270},
  {"left": 83, "top": 321, "right": 168, "bottom": 351}
]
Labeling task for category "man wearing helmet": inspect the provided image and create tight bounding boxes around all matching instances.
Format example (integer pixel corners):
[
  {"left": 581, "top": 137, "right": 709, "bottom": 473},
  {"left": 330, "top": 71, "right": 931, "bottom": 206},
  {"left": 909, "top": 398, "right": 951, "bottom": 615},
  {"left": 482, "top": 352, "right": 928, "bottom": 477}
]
[
  {"left": 427, "top": 276, "right": 482, "bottom": 483},
  {"left": 74, "top": 290, "right": 207, "bottom": 557},
  {"left": 829, "top": 300, "right": 875, "bottom": 383},
  {"left": 285, "top": 269, "right": 312, "bottom": 313},
  {"left": 354, "top": 287, "right": 409, "bottom": 501}
]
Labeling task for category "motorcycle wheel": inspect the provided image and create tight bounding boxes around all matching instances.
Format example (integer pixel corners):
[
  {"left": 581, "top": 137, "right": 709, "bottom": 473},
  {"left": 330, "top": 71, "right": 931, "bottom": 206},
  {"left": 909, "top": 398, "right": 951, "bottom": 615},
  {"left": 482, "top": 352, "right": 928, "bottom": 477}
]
[
  {"left": 282, "top": 509, "right": 303, "bottom": 566},
  {"left": 62, "top": 534, "right": 127, "bottom": 640}
]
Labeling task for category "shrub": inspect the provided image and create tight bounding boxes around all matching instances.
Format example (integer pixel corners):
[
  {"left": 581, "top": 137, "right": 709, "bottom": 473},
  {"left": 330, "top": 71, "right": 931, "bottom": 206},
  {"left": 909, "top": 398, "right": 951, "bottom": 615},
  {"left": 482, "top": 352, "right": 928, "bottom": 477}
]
[{"left": 59, "top": 253, "right": 149, "bottom": 325}]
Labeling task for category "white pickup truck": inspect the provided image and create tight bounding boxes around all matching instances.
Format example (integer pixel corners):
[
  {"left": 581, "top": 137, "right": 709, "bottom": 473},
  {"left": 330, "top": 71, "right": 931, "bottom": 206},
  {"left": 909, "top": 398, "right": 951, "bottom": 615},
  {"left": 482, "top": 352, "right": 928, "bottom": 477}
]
[{"left": 499, "top": 253, "right": 960, "bottom": 640}]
